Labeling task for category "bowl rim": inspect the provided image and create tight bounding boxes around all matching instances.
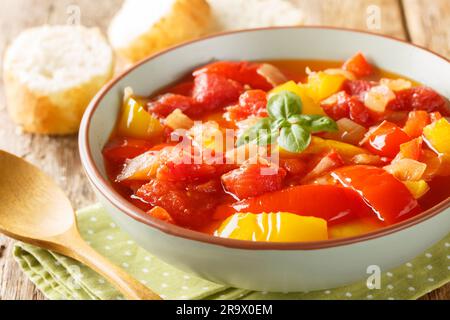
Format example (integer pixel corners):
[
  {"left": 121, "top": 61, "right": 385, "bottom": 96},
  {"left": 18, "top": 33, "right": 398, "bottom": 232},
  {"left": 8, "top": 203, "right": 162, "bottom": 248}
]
[{"left": 79, "top": 26, "right": 450, "bottom": 251}]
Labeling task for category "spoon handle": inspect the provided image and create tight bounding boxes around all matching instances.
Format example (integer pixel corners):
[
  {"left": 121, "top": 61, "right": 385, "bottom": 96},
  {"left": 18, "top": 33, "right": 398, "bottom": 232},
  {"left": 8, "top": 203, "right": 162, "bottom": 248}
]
[{"left": 66, "top": 236, "right": 162, "bottom": 300}]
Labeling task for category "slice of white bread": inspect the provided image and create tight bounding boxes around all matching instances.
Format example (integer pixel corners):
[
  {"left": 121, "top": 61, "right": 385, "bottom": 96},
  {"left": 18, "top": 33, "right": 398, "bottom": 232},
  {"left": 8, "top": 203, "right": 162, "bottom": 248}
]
[
  {"left": 108, "top": 0, "right": 304, "bottom": 64},
  {"left": 3, "top": 25, "right": 114, "bottom": 135},
  {"left": 208, "top": 0, "right": 305, "bottom": 31},
  {"left": 108, "top": 0, "right": 212, "bottom": 64}
]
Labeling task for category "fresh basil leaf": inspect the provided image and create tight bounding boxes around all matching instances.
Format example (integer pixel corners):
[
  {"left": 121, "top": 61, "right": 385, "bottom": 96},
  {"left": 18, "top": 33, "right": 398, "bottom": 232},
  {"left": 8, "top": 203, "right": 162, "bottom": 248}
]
[
  {"left": 309, "top": 116, "right": 338, "bottom": 133},
  {"left": 288, "top": 115, "right": 338, "bottom": 133},
  {"left": 267, "top": 91, "right": 303, "bottom": 120},
  {"left": 236, "top": 118, "right": 277, "bottom": 147},
  {"left": 278, "top": 124, "right": 311, "bottom": 153},
  {"left": 255, "top": 130, "right": 279, "bottom": 146},
  {"left": 271, "top": 118, "right": 290, "bottom": 130},
  {"left": 287, "top": 114, "right": 301, "bottom": 125},
  {"left": 287, "top": 114, "right": 311, "bottom": 126}
]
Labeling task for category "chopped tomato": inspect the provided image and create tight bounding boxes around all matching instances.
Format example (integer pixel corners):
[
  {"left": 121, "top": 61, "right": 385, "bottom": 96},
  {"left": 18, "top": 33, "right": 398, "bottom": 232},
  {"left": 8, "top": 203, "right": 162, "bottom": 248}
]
[
  {"left": 126, "top": 192, "right": 153, "bottom": 212},
  {"left": 397, "top": 137, "right": 423, "bottom": 161},
  {"left": 186, "top": 179, "right": 222, "bottom": 194},
  {"left": 137, "top": 180, "right": 217, "bottom": 228},
  {"left": 222, "top": 162, "right": 287, "bottom": 200},
  {"left": 279, "top": 158, "right": 306, "bottom": 176},
  {"left": 331, "top": 166, "right": 421, "bottom": 224},
  {"left": 348, "top": 97, "right": 372, "bottom": 125},
  {"left": 166, "top": 81, "right": 195, "bottom": 96},
  {"left": 342, "top": 53, "right": 373, "bottom": 77},
  {"left": 102, "top": 138, "right": 152, "bottom": 164},
  {"left": 321, "top": 91, "right": 372, "bottom": 126},
  {"left": 193, "top": 61, "right": 273, "bottom": 91},
  {"left": 147, "top": 94, "right": 197, "bottom": 118},
  {"left": 403, "top": 111, "right": 431, "bottom": 138},
  {"left": 156, "top": 146, "right": 231, "bottom": 183},
  {"left": 226, "top": 90, "right": 268, "bottom": 121},
  {"left": 146, "top": 207, "right": 175, "bottom": 224},
  {"left": 343, "top": 80, "right": 376, "bottom": 99},
  {"left": 193, "top": 73, "right": 245, "bottom": 111},
  {"left": 321, "top": 92, "right": 350, "bottom": 119},
  {"left": 388, "top": 87, "right": 450, "bottom": 116},
  {"left": 214, "top": 184, "right": 373, "bottom": 224},
  {"left": 362, "top": 121, "right": 411, "bottom": 158}
]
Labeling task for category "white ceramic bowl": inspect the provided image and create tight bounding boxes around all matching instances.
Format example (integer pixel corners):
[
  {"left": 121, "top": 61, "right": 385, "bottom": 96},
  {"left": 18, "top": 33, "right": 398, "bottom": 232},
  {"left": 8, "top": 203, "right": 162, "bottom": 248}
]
[{"left": 79, "top": 27, "right": 450, "bottom": 292}]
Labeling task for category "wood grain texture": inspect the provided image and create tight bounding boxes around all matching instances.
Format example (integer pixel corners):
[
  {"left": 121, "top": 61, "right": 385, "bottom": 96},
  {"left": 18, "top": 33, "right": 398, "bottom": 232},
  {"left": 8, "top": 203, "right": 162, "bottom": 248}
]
[
  {"left": 401, "top": 0, "right": 450, "bottom": 300},
  {"left": 294, "top": 0, "right": 408, "bottom": 38},
  {"left": 402, "top": 0, "right": 450, "bottom": 58},
  {"left": 0, "top": 0, "right": 448, "bottom": 300},
  {"left": 0, "top": 0, "right": 123, "bottom": 301},
  {"left": 0, "top": 150, "right": 161, "bottom": 300}
]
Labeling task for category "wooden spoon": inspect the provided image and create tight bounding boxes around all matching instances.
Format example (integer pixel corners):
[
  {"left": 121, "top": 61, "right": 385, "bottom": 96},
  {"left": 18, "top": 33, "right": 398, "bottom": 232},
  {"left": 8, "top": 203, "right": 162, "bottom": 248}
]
[{"left": 0, "top": 150, "right": 161, "bottom": 300}]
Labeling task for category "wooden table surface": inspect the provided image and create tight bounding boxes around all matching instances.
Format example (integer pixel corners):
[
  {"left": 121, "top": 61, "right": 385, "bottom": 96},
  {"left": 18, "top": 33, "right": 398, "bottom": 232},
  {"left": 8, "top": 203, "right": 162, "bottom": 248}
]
[{"left": 0, "top": 0, "right": 449, "bottom": 300}]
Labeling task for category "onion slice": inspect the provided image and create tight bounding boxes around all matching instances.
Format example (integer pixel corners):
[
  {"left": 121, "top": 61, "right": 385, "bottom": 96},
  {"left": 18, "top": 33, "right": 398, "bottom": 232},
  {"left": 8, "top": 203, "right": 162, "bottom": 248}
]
[
  {"left": 384, "top": 158, "right": 427, "bottom": 181},
  {"left": 257, "top": 64, "right": 288, "bottom": 87}
]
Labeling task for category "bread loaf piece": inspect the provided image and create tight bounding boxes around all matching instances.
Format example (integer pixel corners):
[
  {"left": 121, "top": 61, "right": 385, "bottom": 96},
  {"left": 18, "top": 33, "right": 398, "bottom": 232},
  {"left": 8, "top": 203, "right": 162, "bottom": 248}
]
[
  {"left": 108, "top": 0, "right": 212, "bottom": 64},
  {"left": 108, "top": 0, "right": 304, "bottom": 64},
  {"left": 3, "top": 25, "right": 114, "bottom": 135},
  {"left": 209, "top": 0, "right": 305, "bottom": 31}
]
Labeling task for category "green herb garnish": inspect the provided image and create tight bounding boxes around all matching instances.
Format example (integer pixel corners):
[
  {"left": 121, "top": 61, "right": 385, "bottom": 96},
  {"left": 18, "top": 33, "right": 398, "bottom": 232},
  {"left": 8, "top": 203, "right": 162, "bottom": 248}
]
[{"left": 237, "top": 91, "right": 338, "bottom": 153}]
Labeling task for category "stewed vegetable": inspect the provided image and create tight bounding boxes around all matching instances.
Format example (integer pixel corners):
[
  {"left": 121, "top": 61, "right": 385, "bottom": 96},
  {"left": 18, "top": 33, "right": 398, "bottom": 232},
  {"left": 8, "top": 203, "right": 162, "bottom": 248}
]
[{"left": 103, "top": 54, "right": 450, "bottom": 243}]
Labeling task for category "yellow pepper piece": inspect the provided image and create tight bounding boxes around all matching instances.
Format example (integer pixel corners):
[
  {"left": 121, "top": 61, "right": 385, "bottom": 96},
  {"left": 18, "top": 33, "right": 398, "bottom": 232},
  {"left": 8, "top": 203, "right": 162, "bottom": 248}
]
[
  {"left": 403, "top": 180, "right": 430, "bottom": 199},
  {"left": 215, "top": 212, "right": 328, "bottom": 243},
  {"left": 279, "top": 137, "right": 369, "bottom": 160},
  {"left": 306, "top": 72, "right": 346, "bottom": 103},
  {"left": 269, "top": 81, "right": 325, "bottom": 115},
  {"left": 328, "top": 219, "right": 382, "bottom": 239},
  {"left": 423, "top": 118, "right": 450, "bottom": 156},
  {"left": 118, "top": 96, "right": 164, "bottom": 141},
  {"left": 308, "top": 137, "right": 370, "bottom": 158}
]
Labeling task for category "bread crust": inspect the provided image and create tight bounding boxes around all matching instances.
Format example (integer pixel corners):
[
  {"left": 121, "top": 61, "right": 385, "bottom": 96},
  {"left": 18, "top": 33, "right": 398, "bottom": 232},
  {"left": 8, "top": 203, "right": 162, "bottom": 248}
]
[
  {"left": 4, "top": 65, "right": 114, "bottom": 135},
  {"left": 111, "top": 0, "right": 212, "bottom": 63}
]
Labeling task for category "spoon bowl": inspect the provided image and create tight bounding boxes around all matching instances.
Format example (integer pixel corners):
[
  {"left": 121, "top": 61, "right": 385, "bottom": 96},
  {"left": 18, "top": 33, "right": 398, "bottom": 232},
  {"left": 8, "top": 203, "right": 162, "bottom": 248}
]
[
  {"left": 0, "top": 150, "right": 74, "bottom": 240},
  {"left": 0, "top": 150, "right": 161, "bottom": 300}
]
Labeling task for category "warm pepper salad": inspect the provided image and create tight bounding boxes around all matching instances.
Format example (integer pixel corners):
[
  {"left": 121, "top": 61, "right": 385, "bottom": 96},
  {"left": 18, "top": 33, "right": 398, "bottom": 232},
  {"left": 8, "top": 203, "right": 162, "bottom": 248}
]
[{"left": 103, "top": 53, "right": 450, "bottom": 243}]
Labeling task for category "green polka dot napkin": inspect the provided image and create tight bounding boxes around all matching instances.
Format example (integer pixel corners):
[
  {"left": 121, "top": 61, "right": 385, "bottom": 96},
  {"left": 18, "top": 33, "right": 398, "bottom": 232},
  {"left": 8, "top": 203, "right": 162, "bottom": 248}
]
[{"left": 13, "top": 204, "right": 450, "bottom": 300}]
